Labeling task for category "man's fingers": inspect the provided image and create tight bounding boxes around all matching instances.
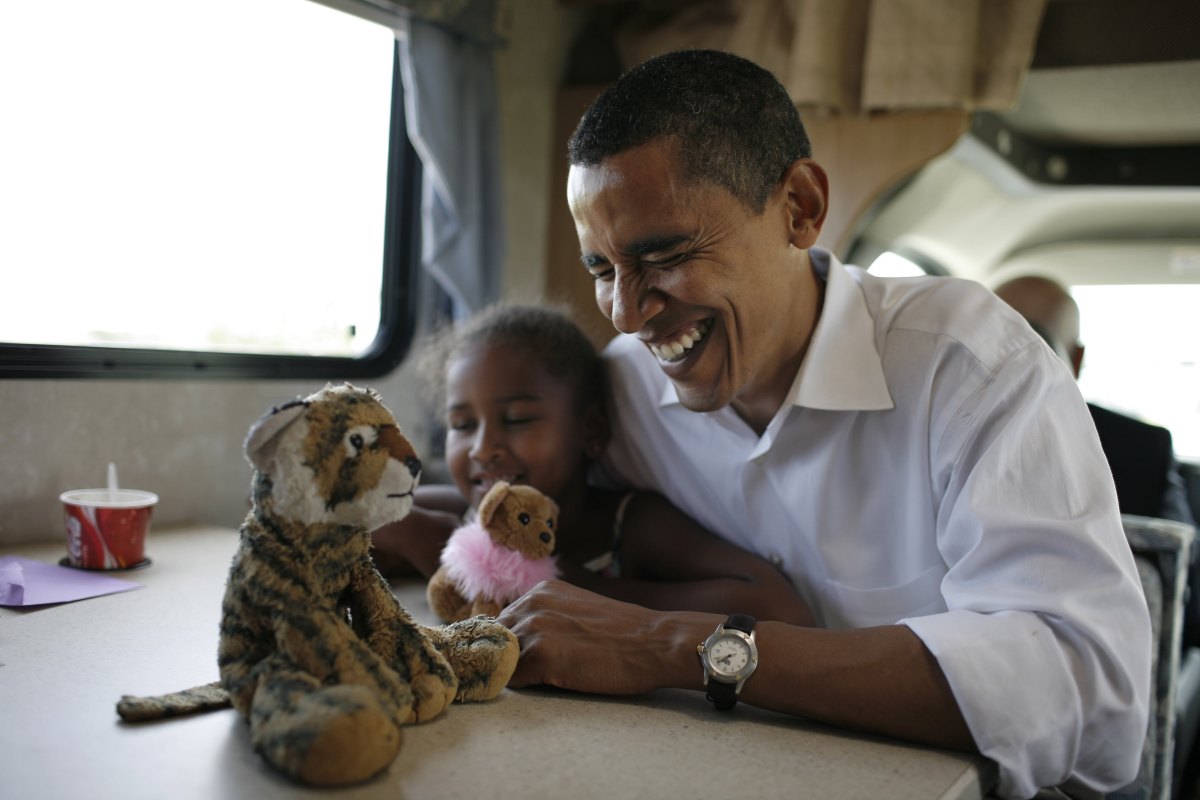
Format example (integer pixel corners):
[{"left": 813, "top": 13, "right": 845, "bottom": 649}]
[{"left": 501, "top": 617, "right": 553, "bottom": 688}]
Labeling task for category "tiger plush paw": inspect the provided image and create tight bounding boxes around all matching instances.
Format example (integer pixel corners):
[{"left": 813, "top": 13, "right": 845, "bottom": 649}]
[{"left": 423, "top": 616, "right": 520, "bottom": 703}]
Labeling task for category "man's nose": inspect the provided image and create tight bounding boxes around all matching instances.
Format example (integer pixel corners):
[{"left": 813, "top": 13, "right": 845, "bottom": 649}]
[{"left": 609, "top": 272, "right": 665, "bottom": 335}]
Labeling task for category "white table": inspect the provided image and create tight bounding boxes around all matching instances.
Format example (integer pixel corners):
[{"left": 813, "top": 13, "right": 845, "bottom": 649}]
[{"left": 0, "top": 526, "right": 997, "bottom": 799}]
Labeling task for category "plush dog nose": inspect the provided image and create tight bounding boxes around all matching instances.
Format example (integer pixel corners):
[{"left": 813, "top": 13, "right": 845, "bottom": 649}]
[{"left": 540, "top": 532, "right": 551, "bottom": 544}]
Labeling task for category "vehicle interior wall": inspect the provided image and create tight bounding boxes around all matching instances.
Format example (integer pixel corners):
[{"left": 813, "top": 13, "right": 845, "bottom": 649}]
[
  {"left": 0, "top": 0, "right": 576, "bottom": 547},
  {"left": 5, "top": 0, "right": 1197, "bottom": 547}
]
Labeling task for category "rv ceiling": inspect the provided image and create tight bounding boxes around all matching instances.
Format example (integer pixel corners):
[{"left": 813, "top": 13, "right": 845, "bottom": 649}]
[
  {"left": 1002, "top": 61, "right": 1200, "bottom": 147},
  {"left": 1013, "top": 0, "right": 1200, "bottom": 146},
  {"left": 851, "top": 0, "right": 1200, "bottom": 285}
]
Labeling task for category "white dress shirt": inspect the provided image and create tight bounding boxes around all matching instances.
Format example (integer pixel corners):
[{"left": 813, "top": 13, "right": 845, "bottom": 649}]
[{"left": 599, "top": 248, "right": 1151, "bottom": 799}]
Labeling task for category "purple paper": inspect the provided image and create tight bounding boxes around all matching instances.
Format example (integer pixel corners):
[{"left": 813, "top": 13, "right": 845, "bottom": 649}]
[{"left": 0, "top": 556, "right": 142, "bottom": 606}]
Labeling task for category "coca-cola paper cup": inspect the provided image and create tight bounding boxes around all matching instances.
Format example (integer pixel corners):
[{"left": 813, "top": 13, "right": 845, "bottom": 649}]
[{"left": 60, "top": 489, "right": 158, "bottom": 570}]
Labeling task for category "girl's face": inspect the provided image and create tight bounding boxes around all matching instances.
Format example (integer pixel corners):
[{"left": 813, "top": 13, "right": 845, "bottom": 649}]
[{"left": 444, "top": 340, "right": 599, "bottom": 511}]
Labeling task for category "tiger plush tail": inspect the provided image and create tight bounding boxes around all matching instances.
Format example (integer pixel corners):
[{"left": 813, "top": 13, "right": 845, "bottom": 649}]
[{"left": 116, "top": 681, "right": 231, "bottom": 721}]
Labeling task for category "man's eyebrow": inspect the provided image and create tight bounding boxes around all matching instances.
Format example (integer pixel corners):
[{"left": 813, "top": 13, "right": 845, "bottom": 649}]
[
  {"left": 628, "top": 234, "right": 690, "bottom": 256},
  {"left": 580, "top": 234, "right": 691, "bottom": 269}
]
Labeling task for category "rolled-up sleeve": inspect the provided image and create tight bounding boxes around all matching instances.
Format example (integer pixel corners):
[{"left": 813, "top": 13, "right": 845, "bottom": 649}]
[{"left": 904, "top": 345, "right": 1151, "bottom": 799}]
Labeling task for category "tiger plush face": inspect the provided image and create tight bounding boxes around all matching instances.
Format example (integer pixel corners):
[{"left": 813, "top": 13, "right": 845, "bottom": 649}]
[{"left": 245, "top": 384, "right": 421, "bottom": 529}]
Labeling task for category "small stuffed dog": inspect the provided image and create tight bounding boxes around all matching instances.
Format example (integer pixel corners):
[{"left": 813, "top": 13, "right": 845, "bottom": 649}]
[
  {"left": 117, "top": 384, "right": 519, "bottom": 786},
  {"left": 427, "top": 481, "right": 560, "bottom": 622}
]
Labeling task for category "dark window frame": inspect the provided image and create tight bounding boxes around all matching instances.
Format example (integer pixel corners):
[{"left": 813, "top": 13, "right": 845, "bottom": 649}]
[{"left": 0, "top": 41, "right": 420, "bottom": 381}]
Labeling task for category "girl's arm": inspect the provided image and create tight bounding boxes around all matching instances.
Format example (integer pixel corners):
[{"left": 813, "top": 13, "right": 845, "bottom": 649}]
[
  {"left": 558, "top": 492, "right": 815, "bottom": 626},
  {"left": 370, "top": 485, "right": 467, "bottom": 579}
]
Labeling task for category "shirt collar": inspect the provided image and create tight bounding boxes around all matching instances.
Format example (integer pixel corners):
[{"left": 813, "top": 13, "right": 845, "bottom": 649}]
[
  {"left": 656, "top": 247, "right": 893, "bottom": 412},
  {"left": 790, "top": 248, "right": 893, "bottom": 411}
]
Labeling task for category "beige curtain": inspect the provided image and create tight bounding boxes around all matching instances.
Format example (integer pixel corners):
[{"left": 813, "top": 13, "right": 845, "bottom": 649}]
[{"left": 615, "top": 0, "right": 1047, "bottom": 114}]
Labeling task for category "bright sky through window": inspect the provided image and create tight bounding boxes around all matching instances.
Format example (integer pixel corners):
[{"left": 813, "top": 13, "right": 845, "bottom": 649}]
[
  {"left": 867, "top": 252, "right": 927, "bottom": 278},
  {"left": 0, "top": 0, "right": 395, "bottom": 356},
  {"left": 1074, "top": 284, "right": 1200, "bottom": 461}
]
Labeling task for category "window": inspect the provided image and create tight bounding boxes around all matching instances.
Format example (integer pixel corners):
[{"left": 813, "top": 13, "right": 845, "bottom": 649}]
[
  {"left": 867, "top": 252, "right": 929, "bottom": 278},
  {"left": 0, "top": 0, "right": 418, "bottom": 378},
  {"left": 865, "top": 249, "right": 950, "bottom": 278},
  {"left": 1074, "top": 284, "right": 1200, "bottom": 460}
]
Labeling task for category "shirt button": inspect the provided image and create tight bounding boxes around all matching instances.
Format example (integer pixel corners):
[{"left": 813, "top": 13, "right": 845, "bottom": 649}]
[{"left": 769, "top": 552, "right": 784, "bottom": 568}]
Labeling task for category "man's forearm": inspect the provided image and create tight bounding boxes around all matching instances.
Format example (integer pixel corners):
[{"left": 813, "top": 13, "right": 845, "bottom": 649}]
[
  {"left": 739, "top": 622, "right": 976, "bottom": 751},
  {"left": 649, "top": 615, "right": 974, "bottom": 750},
  {"left": 501, "top": 582, "right": 974, "bottom": 752}
]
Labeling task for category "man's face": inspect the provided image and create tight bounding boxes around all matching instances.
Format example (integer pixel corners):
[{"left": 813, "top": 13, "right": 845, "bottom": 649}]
[{"left": 568, "top": 138, "right": 821, "bottom": 424}]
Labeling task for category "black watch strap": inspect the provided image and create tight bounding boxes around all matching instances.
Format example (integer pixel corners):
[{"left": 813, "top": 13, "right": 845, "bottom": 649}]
[
  {"left": 706, "top": 678, "right": 738, "bottom": 710},
  {"left": 726, "top": 612, "right": 755, "bottom": 635}
]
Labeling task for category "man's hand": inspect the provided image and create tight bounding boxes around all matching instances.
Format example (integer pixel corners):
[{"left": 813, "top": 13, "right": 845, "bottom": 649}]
[
  {"left": 497, "top": 580, "right": 720, "bottom": 695},
  {"left": 499, "top": 580, "right": 974, "bottom": 753}
]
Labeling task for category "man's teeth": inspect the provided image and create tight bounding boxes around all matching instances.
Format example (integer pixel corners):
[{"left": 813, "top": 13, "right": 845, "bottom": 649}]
[{"left": 650, "top": 320, "right": 711, "bottom": 363}]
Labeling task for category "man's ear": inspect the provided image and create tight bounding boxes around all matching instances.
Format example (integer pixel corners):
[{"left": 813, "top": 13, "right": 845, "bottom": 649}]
[{"left": 780, "top": 159, "right": 829, "bottom": 249}]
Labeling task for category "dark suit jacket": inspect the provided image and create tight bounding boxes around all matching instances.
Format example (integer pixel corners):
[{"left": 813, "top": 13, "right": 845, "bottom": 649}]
[
  {"left": 1089, "top": 402, "right": 1177, "bottom": 519},
  {"left": 1090, "top": 403, "right": 1200, "bottom": 650}
]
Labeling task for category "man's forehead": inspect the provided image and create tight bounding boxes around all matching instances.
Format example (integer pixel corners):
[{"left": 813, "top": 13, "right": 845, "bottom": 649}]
[
  {"left": 569, "top": 138, "right": 687, "bottom": 191},
  {"left": 566, "top": 161, "right": 622, "bottom": 207}
]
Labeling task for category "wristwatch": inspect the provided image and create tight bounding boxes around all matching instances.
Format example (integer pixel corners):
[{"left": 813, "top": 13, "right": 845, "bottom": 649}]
[{"left": 697, "top": 613, "right": 758, "bottom": 711}]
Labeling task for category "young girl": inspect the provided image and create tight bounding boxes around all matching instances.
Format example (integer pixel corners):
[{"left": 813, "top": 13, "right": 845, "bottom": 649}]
[{"left": 371, "top": 303, "right": 813, "bottom": 625}]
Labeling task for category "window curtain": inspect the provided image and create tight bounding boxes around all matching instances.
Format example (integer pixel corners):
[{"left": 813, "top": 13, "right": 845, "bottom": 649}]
[
  {"left": 615, "top": 0, "right": 1047, "bottom": 114},
  {"left": 398, "top": 15, "right": 505, "bottom": 321},
  {"left": 315, "top": 0, "right": 507, "bottom": 321}
]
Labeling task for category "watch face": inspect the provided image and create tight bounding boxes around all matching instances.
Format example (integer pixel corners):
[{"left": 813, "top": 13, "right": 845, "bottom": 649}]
[{"left": 709, "top": 634, "right": 752, "bottom": 677}]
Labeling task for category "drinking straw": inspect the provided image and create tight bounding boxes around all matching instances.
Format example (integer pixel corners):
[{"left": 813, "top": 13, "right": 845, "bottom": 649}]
[{"left": 107, "top": 463, "right": 119, "bottom": 503}]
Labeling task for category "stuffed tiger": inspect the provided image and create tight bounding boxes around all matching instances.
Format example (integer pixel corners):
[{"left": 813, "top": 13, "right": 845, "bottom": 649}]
[{"left": 116, "top": 383, "right": 519, "bottom": 786}]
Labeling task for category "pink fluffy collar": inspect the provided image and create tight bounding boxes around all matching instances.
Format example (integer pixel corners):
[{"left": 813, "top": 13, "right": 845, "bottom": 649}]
[{"left": 441, "top": 521, "right": 560, "bottom": 605}]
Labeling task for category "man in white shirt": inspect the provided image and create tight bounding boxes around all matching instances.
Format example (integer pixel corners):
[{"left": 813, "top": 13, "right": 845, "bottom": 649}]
[{"left": 498, "top": 49, "right": 1149, "bottom": 799}]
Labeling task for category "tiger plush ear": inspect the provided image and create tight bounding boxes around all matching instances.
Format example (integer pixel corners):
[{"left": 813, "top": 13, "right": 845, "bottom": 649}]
[
  {"left": 244, "top": 399, "right": 309, "bottom": 472},
  {"left": 476, "top": 481, "right": 511, "bottom": 527}
]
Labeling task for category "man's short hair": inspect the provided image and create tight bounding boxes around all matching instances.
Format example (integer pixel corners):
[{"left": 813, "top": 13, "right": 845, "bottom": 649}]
[{"left": 568, "top": 49, "right": 811, "bottom": 213}]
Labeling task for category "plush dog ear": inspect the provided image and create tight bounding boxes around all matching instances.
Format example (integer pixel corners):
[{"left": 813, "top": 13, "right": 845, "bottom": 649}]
[
  {"left": 244, "top": 399, "right": 308, "bottom": 472},
  {"left": 477, "top": 481, "right": 511, "bottom": 527}
]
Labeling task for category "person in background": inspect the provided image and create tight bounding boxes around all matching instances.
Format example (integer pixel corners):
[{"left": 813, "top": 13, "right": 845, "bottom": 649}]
[
  {"left": 370, "top": 302, "right": 813, "bottom": 625},
  {"left": 993, "top": 274, "right": 1194, "bottom": 526},
  {"left": 496, "top": 49, "right": 1150, "bottom": 800}
]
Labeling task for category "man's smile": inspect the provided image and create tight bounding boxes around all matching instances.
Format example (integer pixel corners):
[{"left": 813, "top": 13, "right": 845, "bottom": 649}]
[{"left": 647, "top": 318, "right": 713, "bottom": 365}]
